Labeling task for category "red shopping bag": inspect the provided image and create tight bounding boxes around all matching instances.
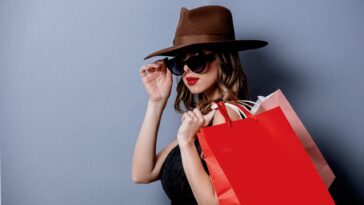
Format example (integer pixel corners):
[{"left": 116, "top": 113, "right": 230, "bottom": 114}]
[
  {"left": 197, "top": 102, "right": 335, "bottom": 205},
  {"left": 198, "top": 128, "right": 240, "bottom": 205},
  {"left": 252, "top": 89, "right": 335, "bottom": 188}
]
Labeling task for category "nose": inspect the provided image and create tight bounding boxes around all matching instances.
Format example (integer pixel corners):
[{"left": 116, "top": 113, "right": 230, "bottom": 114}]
[{"left": 183, "top": 65, "right": 191, "bottom": 73}]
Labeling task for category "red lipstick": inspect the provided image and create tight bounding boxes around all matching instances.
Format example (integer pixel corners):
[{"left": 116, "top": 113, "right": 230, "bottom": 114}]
[{"left": 186, "top": 77, "right": 199, "bottom": 86}]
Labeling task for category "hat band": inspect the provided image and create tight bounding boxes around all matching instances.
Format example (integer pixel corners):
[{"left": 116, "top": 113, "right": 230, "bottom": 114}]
[{"left": 173, "top": 34, "right": 234, "bottom": 46}]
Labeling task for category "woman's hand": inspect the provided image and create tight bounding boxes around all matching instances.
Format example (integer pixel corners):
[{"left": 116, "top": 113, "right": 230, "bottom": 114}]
[
  {"left": 177, "top": 108, "right": 216, "bottom": 145},
  {"left": 139, "top": 59, "right": 172, "bottom": 105}
]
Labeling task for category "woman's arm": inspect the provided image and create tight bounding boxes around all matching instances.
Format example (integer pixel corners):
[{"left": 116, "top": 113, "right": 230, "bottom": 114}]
[
  {"left": 178, "top": 106, "right": 241, "bottom": 205},
  {"left": 132, "top": 60, "right": 173, "bottom": 184},
  {"left": 179, "top": 142, "right": 218, "bottom": 205},
  {"left": 132, "top": 100, "right": 175, "bottom": 183}
]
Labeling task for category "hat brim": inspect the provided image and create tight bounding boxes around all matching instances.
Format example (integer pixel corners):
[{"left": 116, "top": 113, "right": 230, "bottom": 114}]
[{"left": 144, "top": 40, "right": 268, "bottom": 60}]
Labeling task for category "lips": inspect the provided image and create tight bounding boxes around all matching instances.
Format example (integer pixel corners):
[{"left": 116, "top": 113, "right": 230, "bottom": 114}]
[{"left": 186, "top": 77, "right": 199, "bottom": 86}]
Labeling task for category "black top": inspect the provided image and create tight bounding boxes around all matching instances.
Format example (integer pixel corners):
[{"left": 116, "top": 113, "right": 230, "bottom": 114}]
[
  {"left": 160, "top": 139, "right": 209, "bottom": 205},
  {"left": 160, "top": 107, "right": 246, "bottom": 204}
]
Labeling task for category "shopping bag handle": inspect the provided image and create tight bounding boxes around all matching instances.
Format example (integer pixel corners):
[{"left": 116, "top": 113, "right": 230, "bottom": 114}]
[
  {"left": 215, "top": 102, "right": 256, "bottom": 127},
  {"left": 229, "top": 102, "right": 254, "bottom": 118},
  {"left": 236, "top": 100, "right": 256, "bottom": 109},
  {"left": 215, "top": 102, "right": 232, "bottom": 127},
  {"left": 225, "top": 102, "right": 251, "bottom": 119}
]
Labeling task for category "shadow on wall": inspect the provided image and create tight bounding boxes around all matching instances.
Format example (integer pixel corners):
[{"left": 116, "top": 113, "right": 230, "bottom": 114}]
[
  {"left": 328, "top": 162, "right": 364, "bottom": 204},
  {"left": 239, "top": 50, "right": 364, "bottom": 205},
  {"left": 239, "top": 50, "right": 301, "bottom": 99}
]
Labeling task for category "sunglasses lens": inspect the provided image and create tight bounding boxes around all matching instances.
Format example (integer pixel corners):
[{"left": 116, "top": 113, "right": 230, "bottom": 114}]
[
  {"left": 164, "top": 53, "right": 215, "bottom": 75},
  {"left": 187, "top": 53, "right": 216, "bottom": 73},
  {"left": 165, "top": 58, "right": 183, "bottom": 75},
  {"left": 187, "top": 56, "right": 207, "bottom": 73}
]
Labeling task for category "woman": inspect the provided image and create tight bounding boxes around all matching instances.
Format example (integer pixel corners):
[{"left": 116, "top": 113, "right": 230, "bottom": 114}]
[{"left": 132, "top": 5, "right": 267, "bottom": 205}]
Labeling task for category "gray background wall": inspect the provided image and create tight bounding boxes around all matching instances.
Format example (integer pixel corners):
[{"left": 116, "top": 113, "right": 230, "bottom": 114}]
[{"left": 1, "top": 0, "right": 363, "bottom": 204}]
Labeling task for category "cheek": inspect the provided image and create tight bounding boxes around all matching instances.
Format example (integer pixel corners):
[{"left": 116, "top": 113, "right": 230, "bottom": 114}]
[
  {"left": 202, "top": 74, "right": 217, "bottom": 91},
  {"left": 202, "top": 62, "right": 219, "bottom": 86},
  {"left": 201, "top": 71, "right": 218, "bottom": 88},
  {"left": 193, "top": 71, "right": 218, "bottom": 92}
]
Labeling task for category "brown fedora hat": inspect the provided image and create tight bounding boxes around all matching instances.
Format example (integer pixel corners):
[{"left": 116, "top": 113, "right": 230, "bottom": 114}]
[{"left": 144, "top": 5, "right": 268, "bottom": 60}]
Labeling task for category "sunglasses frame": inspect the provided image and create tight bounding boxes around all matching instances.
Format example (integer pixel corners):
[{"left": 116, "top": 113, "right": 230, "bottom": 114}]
[{"left": 163, "top": 52, "right": 216, "bottom": 76}]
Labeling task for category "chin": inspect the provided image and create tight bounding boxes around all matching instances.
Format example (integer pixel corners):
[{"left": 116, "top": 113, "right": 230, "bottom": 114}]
[{"left": 187, "top": 86, "right": 205, "bottom": 94}]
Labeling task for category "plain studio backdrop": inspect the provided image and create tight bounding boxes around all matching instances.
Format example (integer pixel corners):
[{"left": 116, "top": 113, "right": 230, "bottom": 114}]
[{"left": 1, "top": 0, "right": 363, "bottom": 204}]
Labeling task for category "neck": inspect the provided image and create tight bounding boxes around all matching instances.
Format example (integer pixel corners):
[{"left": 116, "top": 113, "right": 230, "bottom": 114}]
[{"left": 204, "top": 85, "right": 221, "bottom": 101}]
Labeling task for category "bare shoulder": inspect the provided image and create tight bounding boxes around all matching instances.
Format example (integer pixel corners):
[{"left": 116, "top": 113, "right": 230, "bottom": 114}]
[{"left": 212, "top": 104, "right": 241, "bottom": 126}]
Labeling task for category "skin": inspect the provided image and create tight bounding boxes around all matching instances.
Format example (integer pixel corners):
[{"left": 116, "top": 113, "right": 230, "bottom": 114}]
[{"left": 132, "top": 49, "right": 241, "bottom": 205}]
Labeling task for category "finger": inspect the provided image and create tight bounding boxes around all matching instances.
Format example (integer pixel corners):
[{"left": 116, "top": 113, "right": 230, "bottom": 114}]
[
  {"left": 146, "top": 65, "right": 156, "bottom": 73},
  {"left": 165, "top": 65, "right": 172, "bottom": 81},
  {"left": 203, "top": 109, "right": 217, "bottom": 127},
  {"left": 188, "top": 110, "right": 197, "bottom": 120},
  {"left": 140, "top": 65, "right": 157, "bottom": 79},
  {"left": 149, "top": 62, "right": 162, "bottom": 69},
  {"left": 139, "top": 65, "right": 147, "bottom": 73},
  {"left": 139, "top": 64, "right": 156, "bottom": 75},
  {"left": 193, "top": 108, "right": 203, "bottom": 117},
  {"left": 193, "top": 108, "right": 204, "bottom": 123},
  {"left": 152, "top": 62, "right": 168, "bottom": 73},
  {"left": 153, "top": 62, "right": 163, "bottom": 72},
  {"left": 139, "top": 65, "right": 148, "bottom": 77},
  {"left": 157, "top": 60, "right": 169, "bottom": 72},
  {"left": 182, "top": 112, "right": 191, "bottom": 121},
  {"left": 184, "top": 111, "right": 195, "bottom": 123}
]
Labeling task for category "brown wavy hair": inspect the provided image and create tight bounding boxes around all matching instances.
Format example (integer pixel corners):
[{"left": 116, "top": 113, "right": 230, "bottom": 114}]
[{"left": 174, "top": 50, "right": 251, "bottom": 114}]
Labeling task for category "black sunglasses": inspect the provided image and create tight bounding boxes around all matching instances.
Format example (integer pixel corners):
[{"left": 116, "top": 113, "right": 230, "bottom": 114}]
[{"left": 163, "top": 52, "right": 216, "bottom": 76}]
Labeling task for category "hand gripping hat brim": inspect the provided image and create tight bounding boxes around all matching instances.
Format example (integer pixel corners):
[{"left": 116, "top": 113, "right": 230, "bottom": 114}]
[{"left": 144, "top": 5, "right": 268, "bottom": 60}]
